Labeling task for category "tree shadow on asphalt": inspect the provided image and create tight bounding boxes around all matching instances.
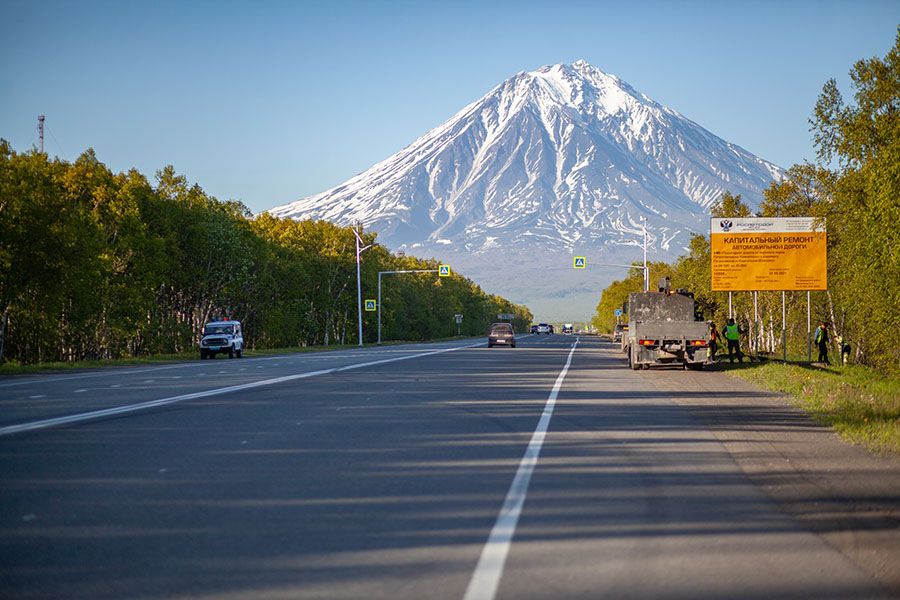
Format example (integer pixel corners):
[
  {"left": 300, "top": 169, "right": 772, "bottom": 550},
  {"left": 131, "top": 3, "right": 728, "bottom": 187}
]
[{"left": 0, "top": 342, "right": 896, "bottom": 599}]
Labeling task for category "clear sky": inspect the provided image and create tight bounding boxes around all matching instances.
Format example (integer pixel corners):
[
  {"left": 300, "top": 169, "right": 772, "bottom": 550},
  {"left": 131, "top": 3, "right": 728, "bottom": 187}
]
[{"left": 2, "top": 0, "right": 898, "bottom": 214}]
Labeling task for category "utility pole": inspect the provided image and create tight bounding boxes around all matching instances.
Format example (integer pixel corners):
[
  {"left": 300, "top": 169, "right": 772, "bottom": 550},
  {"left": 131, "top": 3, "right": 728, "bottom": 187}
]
[{"left": 37, "top": 115, "right": 45, "bottom": 153}]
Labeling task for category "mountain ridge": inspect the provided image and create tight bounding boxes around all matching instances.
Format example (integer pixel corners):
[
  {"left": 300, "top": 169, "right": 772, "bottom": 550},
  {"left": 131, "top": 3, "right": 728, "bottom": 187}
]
[{"left": 269, "top": 61, "right": 782, "bottom": 318}]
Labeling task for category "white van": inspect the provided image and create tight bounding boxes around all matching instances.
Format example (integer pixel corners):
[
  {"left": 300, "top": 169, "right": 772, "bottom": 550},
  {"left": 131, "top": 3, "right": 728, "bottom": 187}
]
[{"left": 199, "top": 320, "right": 244, "bottom": 359}]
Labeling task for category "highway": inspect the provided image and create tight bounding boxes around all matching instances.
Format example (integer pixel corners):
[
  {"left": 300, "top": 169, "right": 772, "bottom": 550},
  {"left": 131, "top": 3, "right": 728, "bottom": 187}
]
[{"left": 1, "top": 335, "right": 898, "bottom": 599}]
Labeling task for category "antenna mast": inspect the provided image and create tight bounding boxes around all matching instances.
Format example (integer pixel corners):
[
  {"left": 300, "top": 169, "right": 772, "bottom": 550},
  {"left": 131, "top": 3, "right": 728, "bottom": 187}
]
[{"left": 37, "top": 115, "right": 45, "bottom": 153}]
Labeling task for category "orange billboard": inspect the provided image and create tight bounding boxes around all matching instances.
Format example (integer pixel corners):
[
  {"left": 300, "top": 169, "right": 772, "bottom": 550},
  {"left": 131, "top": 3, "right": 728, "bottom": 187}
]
[{"left": 710, "top": 217, "right": 827, "bottom": 291}]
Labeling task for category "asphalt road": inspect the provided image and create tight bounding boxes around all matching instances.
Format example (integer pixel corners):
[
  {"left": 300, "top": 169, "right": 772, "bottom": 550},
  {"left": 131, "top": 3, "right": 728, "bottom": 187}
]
[{"left": 1, "top": 335, "right": 898, "bottom": 599}]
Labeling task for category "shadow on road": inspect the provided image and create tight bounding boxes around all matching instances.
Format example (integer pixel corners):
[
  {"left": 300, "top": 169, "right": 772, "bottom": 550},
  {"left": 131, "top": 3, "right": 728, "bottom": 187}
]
[{"left": 0, "top": 339, "right": 896, "bottom": 599}]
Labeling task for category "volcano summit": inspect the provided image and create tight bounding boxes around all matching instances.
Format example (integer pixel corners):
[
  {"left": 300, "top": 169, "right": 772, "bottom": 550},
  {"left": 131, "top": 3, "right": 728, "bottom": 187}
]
[{"left": 269, "top": 61, "right": 781, "bottom": 319}]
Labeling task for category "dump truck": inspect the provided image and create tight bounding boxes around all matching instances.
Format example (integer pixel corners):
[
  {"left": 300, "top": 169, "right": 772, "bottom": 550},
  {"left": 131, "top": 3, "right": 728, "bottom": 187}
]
[{"left": 622, "top": 277, "right": 709, "bottom": 371}]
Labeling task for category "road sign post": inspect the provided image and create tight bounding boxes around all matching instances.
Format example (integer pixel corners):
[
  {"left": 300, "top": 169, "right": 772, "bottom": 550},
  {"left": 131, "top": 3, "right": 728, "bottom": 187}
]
[{"left": 455, "top": 313, "right": 463, "bottom": 335}]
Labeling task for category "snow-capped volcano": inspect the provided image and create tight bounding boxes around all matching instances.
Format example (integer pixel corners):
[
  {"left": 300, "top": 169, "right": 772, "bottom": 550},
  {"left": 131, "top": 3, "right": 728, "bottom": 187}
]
[
  {"left": 269, "top": 61, "right": 781, "bottom": 319},
  {"left": 270, "top": 60, "right": 780, "bottom": 256}
]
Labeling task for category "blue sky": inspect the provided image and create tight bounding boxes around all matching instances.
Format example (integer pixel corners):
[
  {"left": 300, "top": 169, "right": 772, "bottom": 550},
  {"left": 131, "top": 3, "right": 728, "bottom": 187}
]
[{"left": 1, "top": 0, "right": 898, "bottom": 213}]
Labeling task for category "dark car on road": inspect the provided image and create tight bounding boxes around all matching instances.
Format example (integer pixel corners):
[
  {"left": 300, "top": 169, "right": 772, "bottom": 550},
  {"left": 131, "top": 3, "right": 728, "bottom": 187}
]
[
  {"left": 488, "top": 323, "right": 516, "bottom": 348},
  {"left": 613, "top": 323, "right": 627, "bottom": 343}
]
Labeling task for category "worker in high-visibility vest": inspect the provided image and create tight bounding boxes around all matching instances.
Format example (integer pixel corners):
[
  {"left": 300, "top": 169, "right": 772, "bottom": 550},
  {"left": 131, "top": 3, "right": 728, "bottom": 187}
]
[
  {"left": 723, "top": 318, "right": 743, "bottom": 363},
  {"left": 814, "top": 321, "right": 830, "bottom": 365}
]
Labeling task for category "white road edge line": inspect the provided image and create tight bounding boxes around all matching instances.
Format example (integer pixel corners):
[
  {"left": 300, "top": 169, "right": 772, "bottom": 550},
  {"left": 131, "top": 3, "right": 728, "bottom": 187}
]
[
  {"left": 0, "top": 339, "right": 485, "bottom": 389},
  {"left": 0, "top": 341, "right": 484, "bottom": 437},
  {"left": 463, "top": 338, "right": 579, "bottom": 600}
]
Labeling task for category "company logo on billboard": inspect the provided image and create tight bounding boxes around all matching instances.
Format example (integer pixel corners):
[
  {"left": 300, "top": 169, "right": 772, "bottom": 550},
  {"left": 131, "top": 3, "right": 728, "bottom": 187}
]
[{"left": 720, "top": 220, "right": 733, "bottom": 232}]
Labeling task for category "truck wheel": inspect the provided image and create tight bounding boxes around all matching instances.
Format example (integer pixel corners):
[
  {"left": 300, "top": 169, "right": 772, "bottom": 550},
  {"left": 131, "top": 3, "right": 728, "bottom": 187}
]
[
  {"left": 630, "top": 350, "right": 640, "bottom": 371},
  {"left": 200, "top": 349, "right": 207, "bottom": 360},
  {"left": 236, "top": 348, "right": 243, "bottom": 358},
  {"left": 228, "top": 346, "right": 235, "bottom": 359}
]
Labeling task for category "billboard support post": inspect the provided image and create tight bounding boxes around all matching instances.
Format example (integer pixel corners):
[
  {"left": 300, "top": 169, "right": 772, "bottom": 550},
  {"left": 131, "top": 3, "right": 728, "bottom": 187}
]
[
  {"left": 782, "top": 291, "right": 787, "bottom": 363},
  {"left": 753, "top": 291, "right": 759, "bottom": 359},
  {"left": 807, "top": 291, "right": 812, "bottom": 364}
]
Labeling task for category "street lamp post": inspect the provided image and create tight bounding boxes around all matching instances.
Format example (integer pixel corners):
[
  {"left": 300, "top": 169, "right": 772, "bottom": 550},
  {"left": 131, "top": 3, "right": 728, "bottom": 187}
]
[
  {"left": 640, "top": 216, "right": 649, "bottom": 292},
  {"left": 377, "top": 269, "right": 439, "bottom": 344},
  {"left": 351, "top": 225, "right": 373, "bottom": 347}
]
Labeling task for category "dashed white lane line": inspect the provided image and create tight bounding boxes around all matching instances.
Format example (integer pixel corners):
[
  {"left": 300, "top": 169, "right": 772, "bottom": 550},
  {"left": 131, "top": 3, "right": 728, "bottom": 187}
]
[
  {"left": 74, "top": 389, "right": 87, "bottom": 394},
  {"left": 0, "top": 341, "right": 484, "bottom": 437},
  {"left": 463, "top": 339, "right": 578, "bottom": 600}
]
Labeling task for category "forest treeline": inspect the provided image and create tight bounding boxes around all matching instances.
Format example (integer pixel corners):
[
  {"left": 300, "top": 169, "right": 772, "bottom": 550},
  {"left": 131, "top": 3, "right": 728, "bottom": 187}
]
[
  {"left": 594, "top": 29, "right": 900, "bottom": 375},
  {"left": 0, "top": 144, "right": 531, "bottom": 364}
]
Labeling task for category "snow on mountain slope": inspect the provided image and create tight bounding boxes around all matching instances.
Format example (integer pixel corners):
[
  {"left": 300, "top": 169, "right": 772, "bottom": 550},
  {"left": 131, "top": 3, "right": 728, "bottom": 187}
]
[{"left": 270, "top": 60, "right": 780, "bottom": 258}]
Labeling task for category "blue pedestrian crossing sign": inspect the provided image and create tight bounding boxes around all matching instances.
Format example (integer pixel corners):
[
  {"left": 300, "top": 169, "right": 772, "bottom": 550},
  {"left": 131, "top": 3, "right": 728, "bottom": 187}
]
[
  {"left": 573, "top": 256, "right": 586, "bottom": 269},
  {"left": 615, "top": 308, "right": 622, "bottom": 316},
  {"left": 364, "top": 299, "right": 377, "bottom": 311},
  {"left": 439, "top": 265, "right": 451, "bottom": 277}
]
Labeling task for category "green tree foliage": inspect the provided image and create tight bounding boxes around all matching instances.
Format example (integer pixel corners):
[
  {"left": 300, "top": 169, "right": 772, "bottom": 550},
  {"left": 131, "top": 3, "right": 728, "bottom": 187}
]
[
  {"left": 591, "top": 262, "right": 673, "bottom": 333},
  {"left": 710, "top": 191, "right": 752, "bottom": 218},
  {"left": 594, "top": 28, "right": 900, "bottom": 373},
  {"left": 810, "top": 27, "right": 900, "bottom": 370},
  {"left": 0, "top": 146, "right": 530, "bottom": 364}
]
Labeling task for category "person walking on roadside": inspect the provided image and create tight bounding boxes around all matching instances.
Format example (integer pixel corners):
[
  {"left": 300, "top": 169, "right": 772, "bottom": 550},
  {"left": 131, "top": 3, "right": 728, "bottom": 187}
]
[
  {"left": 723, "top": 317, "right": 743, "bottom": 363},
  {"left": 815, "top": 321, "right": 830, "bottom": 365},
  {"left": 708, "top": 322, "right": 719, "bottom": 363}
]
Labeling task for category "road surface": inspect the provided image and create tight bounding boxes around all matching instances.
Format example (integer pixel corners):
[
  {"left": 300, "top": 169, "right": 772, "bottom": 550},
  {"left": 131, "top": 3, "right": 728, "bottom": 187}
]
[{"left": 1, "top": 335, "right": 898, "bottom": 599}]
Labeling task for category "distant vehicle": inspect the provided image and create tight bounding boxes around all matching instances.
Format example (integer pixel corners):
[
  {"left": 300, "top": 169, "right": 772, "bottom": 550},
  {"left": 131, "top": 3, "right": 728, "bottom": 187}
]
[
  {"left": 622, "top": 277, "right": 708, "bottom": 370},
  {"left": 200, "top": 320, "right": 244, "bottom": 359},
  {"left": 613, "top": 323, "right": 628, "bottom": 342},
  {"left": 530, "top": 324, "right": 539, "bottom": 334},
  {"left": 562, "top": 323, "right": 574, "bottom": 334},
  {"left": 488, "top": 323, "right": 516, "bottom": 348},
  {"left": 536, "top": 323, "right": 551, "bottom": 334}
]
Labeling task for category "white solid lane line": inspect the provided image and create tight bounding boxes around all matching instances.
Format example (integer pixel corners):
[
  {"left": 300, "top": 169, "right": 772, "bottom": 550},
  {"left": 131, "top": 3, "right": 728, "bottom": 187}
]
[
  {"left": 463, "top": 339, "right": 579, "bottom": 600},
  {"left": 0, "top": 341, "right": 484, "bottom": 437}
]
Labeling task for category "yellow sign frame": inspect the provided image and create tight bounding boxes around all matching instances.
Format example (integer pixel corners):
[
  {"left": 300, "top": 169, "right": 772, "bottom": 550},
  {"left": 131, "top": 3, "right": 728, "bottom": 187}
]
[{"left": 710, "top": 217, "right": 827, "bottom": 291}]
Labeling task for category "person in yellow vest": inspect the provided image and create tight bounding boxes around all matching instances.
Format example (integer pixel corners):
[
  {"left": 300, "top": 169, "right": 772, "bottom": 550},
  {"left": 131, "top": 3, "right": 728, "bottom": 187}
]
[
  {"left": 723, "top": 318, "right": 743, "bottom": 363},
  {"left": 814, "top": 321, "right": 830, "bottom": 365}
]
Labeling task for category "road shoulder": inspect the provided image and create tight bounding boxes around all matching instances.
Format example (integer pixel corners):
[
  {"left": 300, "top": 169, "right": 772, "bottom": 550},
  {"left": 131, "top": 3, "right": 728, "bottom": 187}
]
[{"left": 642, "top": 358, "right": 900, "bottom": 596}]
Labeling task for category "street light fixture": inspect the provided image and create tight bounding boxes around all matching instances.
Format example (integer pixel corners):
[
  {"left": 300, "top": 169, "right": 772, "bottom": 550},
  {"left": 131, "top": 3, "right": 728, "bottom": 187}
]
[{"left": 594, "top": 262, "right": 649, "bottom": 286}]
